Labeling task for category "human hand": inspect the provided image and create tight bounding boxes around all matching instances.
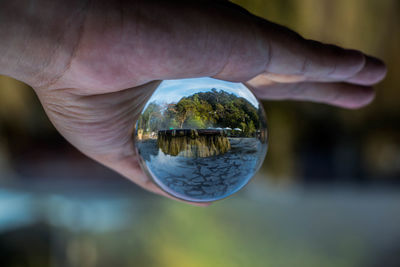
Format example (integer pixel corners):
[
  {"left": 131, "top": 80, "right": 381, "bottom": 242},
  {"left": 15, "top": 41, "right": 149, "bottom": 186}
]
[{"left": 0, "top": 0, "right": 386, "bottom": 204}]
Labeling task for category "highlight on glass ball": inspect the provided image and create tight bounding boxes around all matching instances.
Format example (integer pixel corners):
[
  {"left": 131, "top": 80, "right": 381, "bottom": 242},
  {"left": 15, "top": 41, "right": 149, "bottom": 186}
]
[{"left": 134, "top": 77, "right": 268, "bottom": 202}]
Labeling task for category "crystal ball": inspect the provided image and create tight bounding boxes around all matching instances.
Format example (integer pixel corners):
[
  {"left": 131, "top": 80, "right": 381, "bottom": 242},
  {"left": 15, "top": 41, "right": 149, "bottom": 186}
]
[{"left": 134, "top": 77, "right": 268, "bottom": 202}]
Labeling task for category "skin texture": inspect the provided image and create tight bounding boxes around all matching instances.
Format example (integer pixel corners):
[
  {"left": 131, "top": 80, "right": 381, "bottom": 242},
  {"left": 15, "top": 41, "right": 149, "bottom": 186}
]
[{"left": 0, "top": 0, "right": 387, "bottom": 205}]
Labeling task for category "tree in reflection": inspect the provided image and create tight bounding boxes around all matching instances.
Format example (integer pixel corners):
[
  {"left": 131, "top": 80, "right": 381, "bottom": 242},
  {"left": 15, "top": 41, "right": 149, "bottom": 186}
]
[{"left": 138, "top": 89, "right": 260, "bottom": 137}]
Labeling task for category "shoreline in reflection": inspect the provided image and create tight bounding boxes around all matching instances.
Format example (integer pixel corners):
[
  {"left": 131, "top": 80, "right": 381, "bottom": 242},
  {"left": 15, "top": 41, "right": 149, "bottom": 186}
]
[{"left": 137, "top": 128, "right": 266, "bottom": 158}]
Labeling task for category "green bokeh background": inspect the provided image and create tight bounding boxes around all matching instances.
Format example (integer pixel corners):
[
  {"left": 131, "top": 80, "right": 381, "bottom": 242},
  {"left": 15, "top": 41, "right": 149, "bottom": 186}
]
[{"left": 0, "top": 1, "right": 400, "bottom": 267}]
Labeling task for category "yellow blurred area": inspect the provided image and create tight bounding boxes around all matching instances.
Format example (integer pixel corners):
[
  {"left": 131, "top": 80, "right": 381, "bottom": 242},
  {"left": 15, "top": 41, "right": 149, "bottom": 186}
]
[{"left": 0, "top": 75, "right": 33, "bottom": 123}]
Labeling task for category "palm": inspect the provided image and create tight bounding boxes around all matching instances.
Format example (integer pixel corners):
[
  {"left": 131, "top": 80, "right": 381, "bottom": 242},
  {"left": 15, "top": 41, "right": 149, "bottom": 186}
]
[{"left": 33, "top": 0, "right": 385, "bottom": 203}]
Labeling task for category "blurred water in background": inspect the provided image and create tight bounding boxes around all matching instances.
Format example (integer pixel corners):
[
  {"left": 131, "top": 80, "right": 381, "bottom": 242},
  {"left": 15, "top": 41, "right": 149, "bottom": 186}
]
[{"left": 0, "top": 0, "right": 400, "bottom": 266}]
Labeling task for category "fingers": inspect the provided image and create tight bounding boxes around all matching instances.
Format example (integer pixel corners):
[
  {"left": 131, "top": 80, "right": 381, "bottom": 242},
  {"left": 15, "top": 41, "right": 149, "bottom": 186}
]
[
  {"left": 158, "top": 1, "right": 386, "bottom": 86},
  {"left": 308, "top": 55, "right": 387, "bottom": 86},
  {"left": 260, "top": 55, "right": 387, "bottom": 86},
  {"left": 260, "top": 32, "right": 366, "bottom": 80},
  {"left": 238, "top": 21, "right": 386, "bottom": 84},
  {"left": 204, "top": 3, "right": 386, "bottom": 85},
  {"left": 247, "top": 76, "right": 375, "bottom": 109},
  {"left": 54, "top": 0, "right": 385, "bottom": 94}
]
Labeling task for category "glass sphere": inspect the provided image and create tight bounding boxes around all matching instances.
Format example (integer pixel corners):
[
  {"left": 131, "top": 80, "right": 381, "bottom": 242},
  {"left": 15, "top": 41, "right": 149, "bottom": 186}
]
[{"left": 134, "top": 77, "right": 268, "bottom": 202}]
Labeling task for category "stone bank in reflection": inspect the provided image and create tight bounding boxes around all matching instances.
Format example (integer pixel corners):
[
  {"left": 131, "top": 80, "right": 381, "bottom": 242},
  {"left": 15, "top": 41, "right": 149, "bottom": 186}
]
[{"left": 157, "top": 129, "right": 231, "bottom": 157}]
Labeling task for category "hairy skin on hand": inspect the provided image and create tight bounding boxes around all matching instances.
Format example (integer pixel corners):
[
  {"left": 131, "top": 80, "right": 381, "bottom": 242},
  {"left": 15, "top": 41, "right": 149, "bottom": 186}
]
[{"left": 0, "top": 0, "right": 387, "bottom": 205}]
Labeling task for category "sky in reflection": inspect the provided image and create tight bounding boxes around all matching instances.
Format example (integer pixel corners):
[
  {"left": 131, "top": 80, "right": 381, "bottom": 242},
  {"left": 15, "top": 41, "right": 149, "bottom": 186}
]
[{"left": 145, "top": 77, "right": 259, "bottom": 108}]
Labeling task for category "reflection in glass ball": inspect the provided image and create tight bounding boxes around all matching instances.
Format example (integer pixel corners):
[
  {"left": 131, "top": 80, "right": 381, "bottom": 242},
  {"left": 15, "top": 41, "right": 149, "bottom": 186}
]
[{"left": 134, "top": 77, "right": 268, "bottom": 202}]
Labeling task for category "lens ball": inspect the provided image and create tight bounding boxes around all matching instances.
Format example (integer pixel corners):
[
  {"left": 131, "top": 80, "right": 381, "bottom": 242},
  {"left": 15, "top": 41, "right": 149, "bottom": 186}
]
[{"left": 135, "top": 77, "right": 268, "bottom": 202}]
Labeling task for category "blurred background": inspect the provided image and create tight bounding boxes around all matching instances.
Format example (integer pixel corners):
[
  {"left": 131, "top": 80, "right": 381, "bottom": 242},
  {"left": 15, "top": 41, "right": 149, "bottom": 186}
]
[{"left": 1, "top": 0, "right": 400, "bottom": 266}]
